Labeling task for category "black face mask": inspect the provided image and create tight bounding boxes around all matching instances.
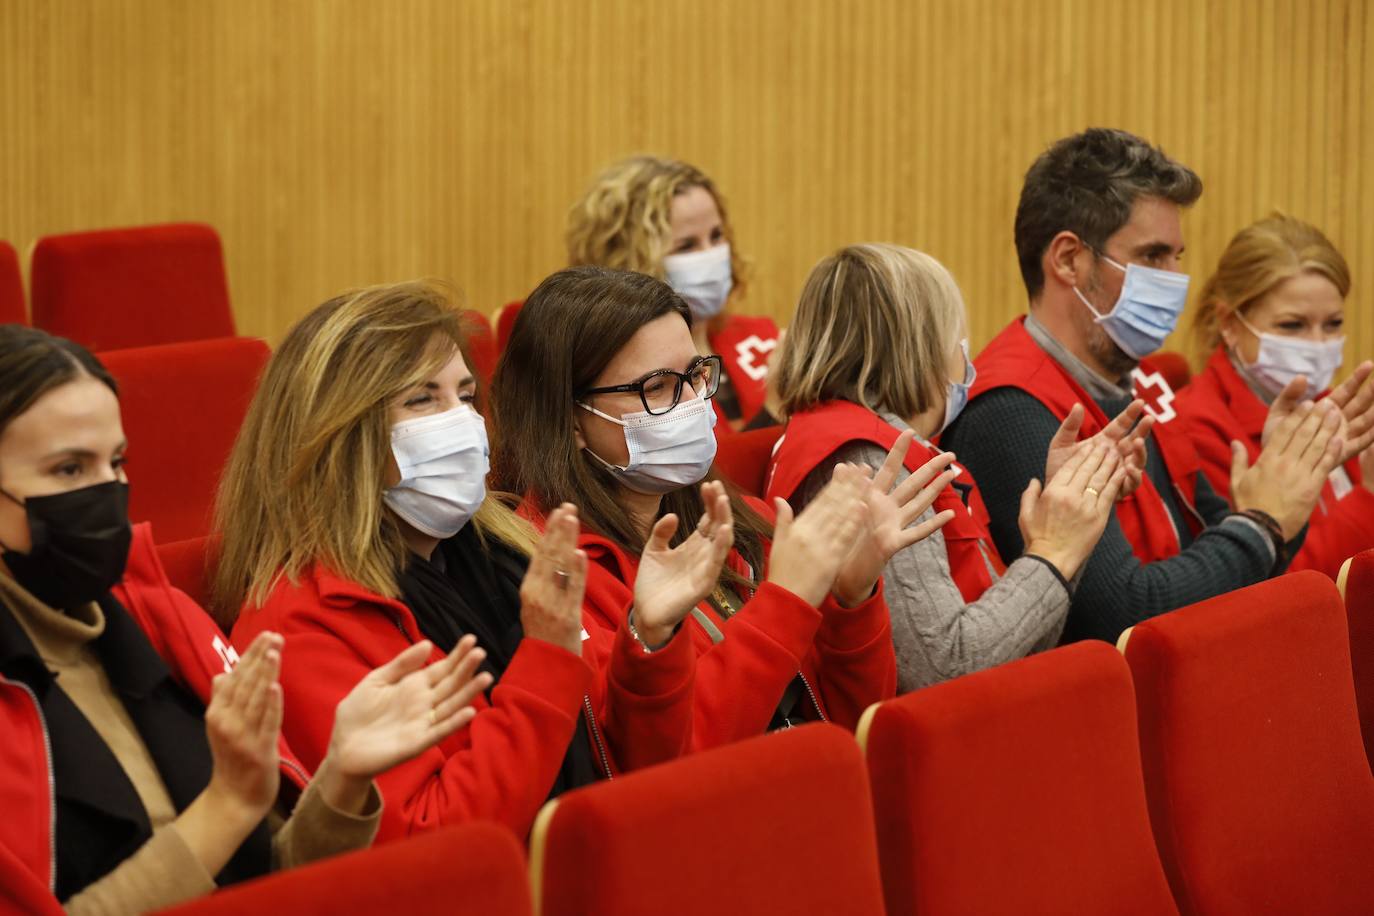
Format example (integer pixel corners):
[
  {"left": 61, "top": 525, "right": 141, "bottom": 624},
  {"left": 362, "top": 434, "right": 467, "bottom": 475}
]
[{"left": 0, "top": 481, "right": 132, "bottom": 610}]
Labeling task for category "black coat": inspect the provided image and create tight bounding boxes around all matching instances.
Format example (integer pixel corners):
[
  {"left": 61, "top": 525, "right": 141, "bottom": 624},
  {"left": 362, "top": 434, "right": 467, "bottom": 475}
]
[{"left": 0, "top": 595, "right": 270, "bottom": 901}]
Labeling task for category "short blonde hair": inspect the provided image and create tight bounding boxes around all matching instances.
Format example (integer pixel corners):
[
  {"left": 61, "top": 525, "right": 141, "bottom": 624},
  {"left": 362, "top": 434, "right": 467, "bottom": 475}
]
[
  {"left": 212, "top": 280, "right": 537, "bottom": 624},
  {"left": 1190, "top": 213, "right": 1351, "bottom": 358},
  {"left": 565, "top": 155, "right": 749, "bottom": 300},
  {"left": 773, "top": 244, "right": 965, "bottom": 420}
]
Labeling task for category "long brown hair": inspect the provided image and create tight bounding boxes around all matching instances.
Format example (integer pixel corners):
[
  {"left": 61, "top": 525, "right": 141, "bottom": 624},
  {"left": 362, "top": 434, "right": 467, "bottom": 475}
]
[
  {"left": 490, "top": 266, "right": 768, "bottom": 586},
  {"left": 212, "top": 280, "right": 537, "bottom": 625}
]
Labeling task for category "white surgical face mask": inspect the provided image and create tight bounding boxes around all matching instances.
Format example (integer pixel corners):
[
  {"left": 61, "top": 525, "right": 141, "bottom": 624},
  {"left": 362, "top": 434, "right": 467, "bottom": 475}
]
[
  {"left": 940, "top": 339, "right": 977, "bottom": 435},
  {"left": 384, "top": 405, "right": 489, "bottom": 539},
  {"left": 1074, "top": 254, "right": 1190, "bottom": 360},
  {"left": 1235, "top": 313, "right": 1345, "bottom": 399},
  {"left": 577, "top": 395, "right": 718, "bottom": 495},
  {"left": 663, "top": 243, "right": 733, "bottom": 321}
]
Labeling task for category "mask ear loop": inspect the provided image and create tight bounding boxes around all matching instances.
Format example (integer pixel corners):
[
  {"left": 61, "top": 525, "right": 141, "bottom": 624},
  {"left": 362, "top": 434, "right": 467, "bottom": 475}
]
[{"left": 575, "top": 402, "right": 632, "bottom": 473}]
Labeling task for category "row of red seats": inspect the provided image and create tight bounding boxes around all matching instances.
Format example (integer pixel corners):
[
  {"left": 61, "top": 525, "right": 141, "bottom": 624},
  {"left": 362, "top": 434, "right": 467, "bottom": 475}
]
[{"left": 148, "top": 571, "right": 1373, "bottom": 915}]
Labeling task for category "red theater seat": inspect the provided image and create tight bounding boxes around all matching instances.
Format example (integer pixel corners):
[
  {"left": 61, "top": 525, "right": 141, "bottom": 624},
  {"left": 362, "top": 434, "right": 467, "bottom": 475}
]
[
  {"left": 1337, "top": 550, "right": 1374, "bottom": 769},
  {"left": 0, "top": 240, "right": 25, "bottom": 325},
  {"left": 715, "top": 425, "right": 784, "bottom": 497},
  {"left": 156, "top": 535, "right": 219, "bottom": 611},
  {"left": 858, "top": 641, "right": 1177, "bottom": 916},
  {"left": 1140, "top": 350, "right": 1191, "bottom": 392},
  {"left": 31, "top": 223, "right": 235, "bottom": 351},
  {"left": 157, "top": 821, "right": 531, "bottom": 915},
  {"left": 495, "top": 299, "right": 522, "bottom": 353},
  {"left": 530, "top": 724, "right": 885, "bottom": 916},
  {"left": 101, "top": 337, "right": 269, "bottom": 542},
  {"left": 1120, "top": 571, "right": 1374, "bottom": 916},
  {"left": 462, "top": 309, "right": 498, "bottom": 390}
]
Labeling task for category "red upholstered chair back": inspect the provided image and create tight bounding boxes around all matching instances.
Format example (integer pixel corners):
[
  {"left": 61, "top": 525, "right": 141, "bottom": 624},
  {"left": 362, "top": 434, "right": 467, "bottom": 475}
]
[
  {"left": 156, "top": 821, "right": 531, "bottom": 915},
  {"left": 156, "top": 535, "right": 221, "bottom": 611},
  {"left": 0, "top": 240, "right": 25, "bottom": 325},
  {"left": 495, "top": 299, "right": 523, "bottom": 353},
  {"left": 530, "top": 723, "right": 885, "bottom": 916},
  {"left": 1337, "top": 550, "right": 1374, "bottom": 769},
  {"left": 462, "top": 308, "right": 499, "bottom": 389},
  {"left": 1139, "top": 350, "right": 1191, "bottom": 392},
  {"left": 714, "top": 425, "right": 784, "bottom": 497},
  {"left": 101, "top": 337, "right": 270, "bottom": 543},
  {"left": 31, "top": 223, "right": 235, "bottom": 351},
  {"left": 858, "top": 641, "right": 1178, "bottom": 916},
  {"left": 1121, "top": 570, "right": 1374, "bottom": 916}
]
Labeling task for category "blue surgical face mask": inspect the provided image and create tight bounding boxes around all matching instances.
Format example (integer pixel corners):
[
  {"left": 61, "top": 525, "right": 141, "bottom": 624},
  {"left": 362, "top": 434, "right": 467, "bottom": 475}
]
[
  {"left": 663, "top": 244, "right": 733, "bottom": 322},
  {"left": 577, "top": 393, "right": 719, "bottom": 495},
  {"left": 939, "top": 338, "right": 976, "bottom": 434},
  {"left": 1073, "top": 253, "right": 1190, "bottom": 360}
]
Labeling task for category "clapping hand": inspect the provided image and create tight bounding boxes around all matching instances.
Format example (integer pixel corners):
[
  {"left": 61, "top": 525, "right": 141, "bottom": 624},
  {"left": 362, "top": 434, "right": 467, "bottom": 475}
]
[
  {"left": 829, "top": 432, "right": 958, "bottom": 608},
  {"left": 633, "top": 480, "right": 736, "bottom": 645}
]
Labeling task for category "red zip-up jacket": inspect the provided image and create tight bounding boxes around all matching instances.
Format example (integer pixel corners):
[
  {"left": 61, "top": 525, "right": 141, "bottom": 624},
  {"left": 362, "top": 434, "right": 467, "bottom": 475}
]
[
  {"left": 229, "top": 556, "right": 695, "bottom": 843},
  {"left": 527, "top": 496, "right": 896, "bottom": 746},
  {"left": 0, "top": 524, "right": 310, "bottom": 916},
  {"left": 1176, "top": 346, "right": 1374, "bottom": 579}
]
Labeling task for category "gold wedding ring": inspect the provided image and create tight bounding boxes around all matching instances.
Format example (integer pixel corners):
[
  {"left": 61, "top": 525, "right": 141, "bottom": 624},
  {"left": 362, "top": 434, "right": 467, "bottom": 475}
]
[
  {"left": 428, "top": 708, "right": 438, "bottom": 726},
  {"left": 1085, "top": 487, "right": 1100, "bottom": 498},
  {"left": 555, "top": 569, "right": 570, "bottom": 591}
]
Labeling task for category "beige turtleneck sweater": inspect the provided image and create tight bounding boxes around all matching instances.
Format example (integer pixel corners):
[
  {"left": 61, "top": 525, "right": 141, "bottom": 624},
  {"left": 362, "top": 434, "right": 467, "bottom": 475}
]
[{"left": 0, "top": 575, "right": 382, "bottom": 915}]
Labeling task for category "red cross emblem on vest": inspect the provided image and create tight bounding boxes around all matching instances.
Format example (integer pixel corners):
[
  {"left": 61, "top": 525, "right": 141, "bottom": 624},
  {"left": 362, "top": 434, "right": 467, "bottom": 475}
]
[
  {"left": 1131, "top": 367, "right": 1178, "bottom": 424},
  {"left": 735, "top": 335, "right": 777, "bottom": 382}
]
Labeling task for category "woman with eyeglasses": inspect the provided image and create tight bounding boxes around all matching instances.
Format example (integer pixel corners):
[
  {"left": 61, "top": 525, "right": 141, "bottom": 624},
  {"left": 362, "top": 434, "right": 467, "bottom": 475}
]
[
  {"left": 1176, "top": 214, "right": 1374, "bottom": 579},
  {"left": 214, "top": 282, "right": 702, "bottom": 844},
  {"left": 492, "top": 266, "right": 955, "bottom": 746},
  {"left": 565, "top": 156, "right": 782, "bottom": 431}
]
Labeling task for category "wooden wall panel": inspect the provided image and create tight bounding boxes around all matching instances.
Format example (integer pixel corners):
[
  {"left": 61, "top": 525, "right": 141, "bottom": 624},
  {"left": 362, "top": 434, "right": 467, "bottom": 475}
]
[{"left": 0, "top": 0, "right": 1369, "bottom": 369}]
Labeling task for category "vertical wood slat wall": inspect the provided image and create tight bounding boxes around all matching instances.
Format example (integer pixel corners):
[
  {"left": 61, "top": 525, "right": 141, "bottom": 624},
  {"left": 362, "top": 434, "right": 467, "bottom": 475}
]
[{"left": 0, "top": 0, "right": 1369, "bottom": 366}]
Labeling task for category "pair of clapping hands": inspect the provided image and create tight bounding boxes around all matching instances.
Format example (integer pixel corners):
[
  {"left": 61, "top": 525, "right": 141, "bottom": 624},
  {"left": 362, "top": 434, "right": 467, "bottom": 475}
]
[{"left": 518, "top": 437, "right": 964, "bottom": 657}]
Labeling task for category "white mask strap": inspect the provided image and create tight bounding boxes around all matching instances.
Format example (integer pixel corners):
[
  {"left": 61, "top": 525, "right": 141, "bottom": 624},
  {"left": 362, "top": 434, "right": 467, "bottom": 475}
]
[{"left": 576, "top": 401, "right": 629, "bottom": 428}]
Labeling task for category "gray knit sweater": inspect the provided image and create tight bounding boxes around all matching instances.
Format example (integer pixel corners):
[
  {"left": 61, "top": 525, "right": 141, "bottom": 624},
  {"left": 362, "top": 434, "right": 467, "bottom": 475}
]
[{"left": 795, "top": 413, "right": 1071, "bottom": 693}]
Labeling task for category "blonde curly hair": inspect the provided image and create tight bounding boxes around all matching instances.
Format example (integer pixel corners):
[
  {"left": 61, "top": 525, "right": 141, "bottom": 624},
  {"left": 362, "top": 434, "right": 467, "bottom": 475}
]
[{"left": 565, "top": 155, "right": 750, "bottom": 302}]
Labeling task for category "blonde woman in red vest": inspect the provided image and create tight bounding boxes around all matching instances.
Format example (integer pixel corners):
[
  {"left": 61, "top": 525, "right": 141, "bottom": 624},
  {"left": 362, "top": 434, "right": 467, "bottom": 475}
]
[
  {"left": 945, "top": 129, "right": 1368, "bottom": 644},
  {"left": 767, "top": 244, "right": 1132, "bottom": 691},
  {"left": 1176, "top": 215, "right": 1374, "bottom": 580},
  {"left": 566, "top": 156, "right": 781, "bottom": 431}
]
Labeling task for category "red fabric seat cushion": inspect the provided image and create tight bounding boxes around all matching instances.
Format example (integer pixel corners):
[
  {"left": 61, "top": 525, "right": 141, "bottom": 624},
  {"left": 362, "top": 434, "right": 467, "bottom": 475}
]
[
  {"left": 864, "top": 640, "right": 1177, "bottom": 915},
  {"left": 31, "top": 223, "right": 235, "bottom": 351},
  {"left": 495, "top": 300, "right": 523, "bottom": 353},
  {"left": 1124, "top": 570, "right": 1374, "bottom": 915},
  {"left": 156, "top": 821, "right": 531, "bottom": 915},
  {"left": 535, "top": 723, "right": 885, "bottom": 916},
  {"left": 101, "top": 337, "right": 269, "bottom": 542}
]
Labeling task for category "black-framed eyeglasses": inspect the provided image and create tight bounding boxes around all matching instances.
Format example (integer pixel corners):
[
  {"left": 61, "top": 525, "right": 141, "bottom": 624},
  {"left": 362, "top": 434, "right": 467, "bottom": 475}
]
[{"left": 579, "top": 355, "right": 723, "bottom": 416}]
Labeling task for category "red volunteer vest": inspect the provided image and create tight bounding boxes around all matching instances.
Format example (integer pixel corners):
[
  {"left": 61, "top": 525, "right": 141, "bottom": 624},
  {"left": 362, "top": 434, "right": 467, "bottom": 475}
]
[
  {"left": 972, "top": 318, "right": 1203, "bottom": 564},
  {"left": 1176, "top": 346, "right": 1374, "bottom": 579},
  {"left": 765, "top": 400, "right": 1006, "bottom": 603},
  {"left": 709, "top": 314, "right": 780, "bottom": 425}
]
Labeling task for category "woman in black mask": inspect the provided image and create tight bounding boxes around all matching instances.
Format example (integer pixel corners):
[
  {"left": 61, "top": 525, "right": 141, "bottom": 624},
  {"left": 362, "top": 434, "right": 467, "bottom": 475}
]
[{"left": 0, "top": 324, "right": 491, "bottom": 914}]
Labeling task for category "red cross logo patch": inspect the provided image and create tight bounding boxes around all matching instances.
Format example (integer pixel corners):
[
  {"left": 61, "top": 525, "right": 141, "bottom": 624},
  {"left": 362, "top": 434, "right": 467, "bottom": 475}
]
[
  {"left": 212, "top": 634, "right": 241, "bottom": 673},
  {"left": 1131, "top": 367, "right": 1177, "bottom": 424},
  {"left": 735, "top": 335, "right": 778, "bottom": 382}
]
